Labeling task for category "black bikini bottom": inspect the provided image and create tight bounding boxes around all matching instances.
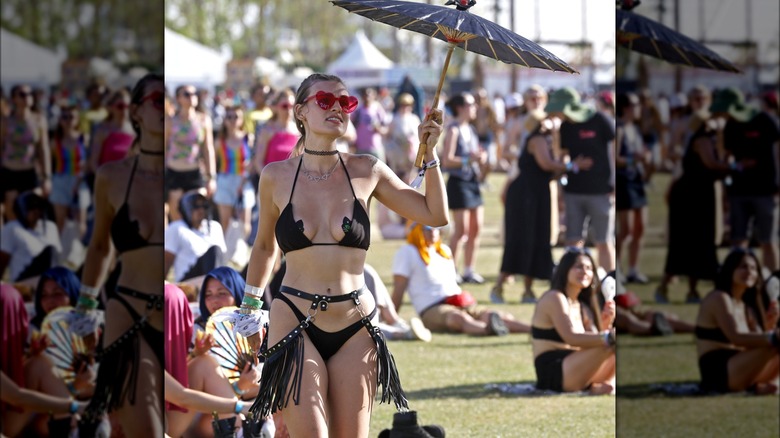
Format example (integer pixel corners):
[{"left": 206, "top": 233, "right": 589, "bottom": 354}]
[
  {"left": 249, "top": 285, "right": 407, "bottom": 418},
  {"left": 83, "top": 286, "right": 163, "bottom": 420},
  {"left": 699, "top": 348, "right": 739, "bottom": 393}
]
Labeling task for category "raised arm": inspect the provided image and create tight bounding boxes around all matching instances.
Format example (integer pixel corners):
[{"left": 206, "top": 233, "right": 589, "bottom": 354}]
[{"left": 373, "top": 109, "right": 448, "bottom": 227}]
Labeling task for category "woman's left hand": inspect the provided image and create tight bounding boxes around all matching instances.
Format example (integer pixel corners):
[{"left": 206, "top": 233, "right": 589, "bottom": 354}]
[
  {"left": 601, "top": 300, "right": 616, "bottom": 329},
  {"left": 417, "top": 109, "right": 443, "bottom": 150},
  {"left": 237, "top": 362, "right": 261, "bottom": 392}
]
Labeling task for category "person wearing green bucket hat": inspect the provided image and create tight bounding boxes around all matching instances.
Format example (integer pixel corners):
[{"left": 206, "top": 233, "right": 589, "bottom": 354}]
[
  {"left": 546, "top": 87, "right": 616, "bottom": 273},
  {"left": 713, "top": 87, "right": 780, "bottom": 273}
]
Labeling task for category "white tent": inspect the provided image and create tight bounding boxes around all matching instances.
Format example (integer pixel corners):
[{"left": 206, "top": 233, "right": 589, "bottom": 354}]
[
  {"left": 164, "top": 28, "right": 227, "bottom": 91},
  {"left": 327, "top": 31, "right": 394, "bottom": 88},
  {"left": 0, "top": 28, "right": 63, "bottom": 87}
]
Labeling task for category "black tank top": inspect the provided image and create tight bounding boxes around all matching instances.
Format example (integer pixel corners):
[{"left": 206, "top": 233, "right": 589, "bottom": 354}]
[
  {"left": 274, "top": 154, "right": 370, "bottom": 254},
  {"left": 110, "top": 156, "right": 164, "bottom": 254}
]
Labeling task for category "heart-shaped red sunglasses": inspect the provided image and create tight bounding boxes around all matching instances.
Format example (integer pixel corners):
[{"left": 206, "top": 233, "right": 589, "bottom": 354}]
[{"left": 303, "top": 91, "right": 358, "bottom": 114}]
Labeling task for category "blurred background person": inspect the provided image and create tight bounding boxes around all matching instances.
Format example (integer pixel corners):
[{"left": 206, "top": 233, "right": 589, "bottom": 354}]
[
  {"left": 49, "top": 102, "right": 88, "bottom": 236},
  {"left": 1, "top": 84, "right": 51, "bottom": 221},
  {"left": 88, "top": 89, "right": 135, "bottom": 179},
  {"left": 351, "top": 86, "right": 389, "bottom": 161},
  {"left": 656, "top": 108, "right": 727, "bottom": 303},
  {"left": 214, "top": 105, "right": 251, "bottom": 239},
  {"left": 386, "top": 92, "right": 421, "bottom": 181},
  {"left": 442, "top": 92, "right": 488, "bottom": 284},
  {"left": 165, "top": 84, "right": 215, "bottom": 222},
  {"left": 615, "top": 92, "right": 651, "bottom": 285}
]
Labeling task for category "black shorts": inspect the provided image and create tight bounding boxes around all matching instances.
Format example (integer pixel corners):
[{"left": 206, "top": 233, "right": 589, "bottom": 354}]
[
  {"left": 0, "top": 167, "right": 39, "bottom": 197},
  {"left": 446, "top": 174, "right": 483, "bottom": 210},
  {"left": 165, "top": 168, "right": 204, "bottom": 195},
  {"left": 699, "top": 349, "right": 739, "bottom": 393},
  {"left": 535, "top": 349, "right": 574, "bottom": 392}
]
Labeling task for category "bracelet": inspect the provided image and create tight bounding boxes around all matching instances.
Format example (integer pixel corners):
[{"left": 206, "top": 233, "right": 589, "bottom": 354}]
[
  {"left": 422, "top": 159, "right": 440, "bottom": 170},
  {"left": 241, "top": 294, "right": 263, "bottom": 310},
  {"left": 77, "top": 295, "right": 98, "bottom": 310},
  {"left": 244, "top": 285, "right": 263, "bottom": 296},
  {"left": 79, "top": 284, "right": 99, "bottom": 298},
  {"left": 603, "top": 330, "right": 615, "bottom": 347},
  {"left": 768, "top": 331, "right": 779, "bottom": 348},
  {"left": 461, "top": 156, "right": 469, "bottom": 167},
  {"left": 69, "top": 399, "right": 78, "bottom": 415},
  {"left": 729, "top": 161, "right": 741, "bottom": 171},
  {"left": 565, "top": 162, "right": 579, "bottom": 174},
  {"left": 67, "top": 381, "right": 80, "bottom": 397},
  {"left": 232, "top": 380, "right": 247, "bottom": 396},
  {"left": 625, "top": 156, "right": 634, "bottom": 167},
  {"left": 234, "top": 400, "right": 244, "bottom": 414}
]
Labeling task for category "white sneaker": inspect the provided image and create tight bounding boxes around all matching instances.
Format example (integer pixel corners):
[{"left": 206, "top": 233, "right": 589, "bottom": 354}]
[{"left": 408, "top": 317, "right": 432, "bottom": 342}]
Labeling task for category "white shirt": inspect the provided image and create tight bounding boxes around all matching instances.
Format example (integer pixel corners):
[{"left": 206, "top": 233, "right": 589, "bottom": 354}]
[
  {"left": 0, "top": 220, "right": 62, "bottom": 281},
  {"left": 392, "top": 243, "right": 462, "bottom": 315},
  {"left": 165, "top": 219, "right": 227, "bottom": 282}
]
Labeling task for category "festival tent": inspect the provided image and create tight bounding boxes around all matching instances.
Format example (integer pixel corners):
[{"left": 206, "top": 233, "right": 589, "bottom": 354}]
[
  {"left": 0, "top": 27, "right": 63, "bottom": 87},
  {"left": 164, "top": 27, "right": 227, "bottom": 91},
  {"left": 327, "top": 30, "right": 394, "bottom": 88}
]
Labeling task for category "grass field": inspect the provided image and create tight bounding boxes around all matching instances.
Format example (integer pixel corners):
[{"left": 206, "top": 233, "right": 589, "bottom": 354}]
[
  {"left": 363, "top": 172, "right": 778, "bottom": 438},
  {"left": 364, "top": 173, "right": 615, "bottom": 437}
]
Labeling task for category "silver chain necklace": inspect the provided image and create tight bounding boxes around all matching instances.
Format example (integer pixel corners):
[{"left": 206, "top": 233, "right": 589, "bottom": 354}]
[{"left": 301, "top": 155, "right": 340, "bottom": 182}]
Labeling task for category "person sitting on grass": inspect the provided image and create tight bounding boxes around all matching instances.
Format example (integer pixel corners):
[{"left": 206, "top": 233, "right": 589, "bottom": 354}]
[
  {"left": 603, "top": 270, "right": 695, "bottom": 336},
  {"left": 694, "top": 248, "right": 779, "bottom": 394},
  {"left": 391, "top": 222, "right": 530, "bottom": 336},
  {"left": 530, "top": 248, "right": 616, "bottom": 394}
]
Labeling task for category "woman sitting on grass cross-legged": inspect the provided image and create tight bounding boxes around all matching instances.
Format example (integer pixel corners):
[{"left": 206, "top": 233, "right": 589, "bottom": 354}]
[
  {"left": 694, "top": 248, "right": 779, "bottom": 394},
  {"left": 530, "top": 248, "right": 616, "bottom": 394}
]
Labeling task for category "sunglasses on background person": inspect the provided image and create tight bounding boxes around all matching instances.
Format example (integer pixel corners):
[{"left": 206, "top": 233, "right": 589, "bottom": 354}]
[
  {"left": 180, "top": 90, "right": 197, "bottom": 98},
  {"left": 140, "top": 91, "right": 165, "bottom": 111},
  {"left": 113, "top": 102, "right": 129, "bottom": 110},
  {"left": 224, "top": 113, "right": 239, "bottom": 121},
  {"left": 304, "top": 91, "right": 358, "bottom": 114}
]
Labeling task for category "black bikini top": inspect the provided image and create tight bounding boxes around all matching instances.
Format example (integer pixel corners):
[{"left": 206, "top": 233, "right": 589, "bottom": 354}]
[
  {"left": 531, "top": 326, "right": 565, "bottom": 343},
  {"left": 275, "top": 155, "right": 370, "bottom": 254},
  {"left": 695, "top": 326, "right": 730, "bottom": 343},
  {"left": 110, "top": 156, "right": 164, "bottom": 254}
]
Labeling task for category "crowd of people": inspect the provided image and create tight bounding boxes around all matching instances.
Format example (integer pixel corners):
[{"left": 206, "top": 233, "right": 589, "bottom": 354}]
[{"left": 1, "top": 71, "right": 778, "bottom": 438}]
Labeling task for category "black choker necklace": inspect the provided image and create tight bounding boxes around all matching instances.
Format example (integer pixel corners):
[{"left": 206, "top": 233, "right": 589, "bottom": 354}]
[
  {"left": 140, "top": 149, "right": 164, "bottom": 156},
  {"left": 304, "top": 148, "right": 338, "bottom": 156}
]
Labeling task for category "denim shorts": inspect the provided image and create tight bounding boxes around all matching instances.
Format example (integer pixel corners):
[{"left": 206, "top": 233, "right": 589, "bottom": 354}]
[
  {"left": 50, "top": 174, "right": 88, "bottom": 209},
  {"left": 214, "top": 174, "right": 255, "bottom": 209}
]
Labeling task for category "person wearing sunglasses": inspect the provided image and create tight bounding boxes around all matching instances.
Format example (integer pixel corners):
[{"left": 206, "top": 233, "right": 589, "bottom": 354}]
[
  {"left": 49, "top": 104, "right": 88, "bottom": 235},
  {"left": 70, "top": 73, "right": 166, "bottom": 437},
  {"left": 1, "top": 84, "right": 51, "bottom": 222},
  {"left": 165, "top": 85, "right": 216, "bottom": 223},
  {"left": 214, "top": 106, "right": 252, "bottom": 239},
  {"left": 88, "top": 89, "right": 136, "bottom": 177},
  {"left": 530, "top": 249, "right": 616, "bottom": 395},
  {"left": 237, "top": 73, "right": 446, "bottom": 437},
  {"left": 164, "top": 190, "right": 227, "bottom": 286}
]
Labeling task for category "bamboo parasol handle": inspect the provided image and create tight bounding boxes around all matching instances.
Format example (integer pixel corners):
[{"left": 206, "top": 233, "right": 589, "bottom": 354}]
[{"left": 415, "top": 42, "right": 457, "bottom": 168}]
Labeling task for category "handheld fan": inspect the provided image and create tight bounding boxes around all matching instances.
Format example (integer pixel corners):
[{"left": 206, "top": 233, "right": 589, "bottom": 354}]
[
  {"left": 40, "top": 307, "right": 95, "bottom": 385},
  {"left": 206, "top": 306, "right": 266, "bottom": 384},
  {"left": 601, "top": 276, "right": 617, "bottom": 302}
]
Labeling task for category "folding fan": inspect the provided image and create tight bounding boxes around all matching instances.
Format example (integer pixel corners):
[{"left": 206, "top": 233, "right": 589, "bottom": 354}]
[
  {"left": 206, "top": 306, "right": 266, "bottom": 383},
  {"left": 40, "top": 307, "right": 95, "bottom": 385}
]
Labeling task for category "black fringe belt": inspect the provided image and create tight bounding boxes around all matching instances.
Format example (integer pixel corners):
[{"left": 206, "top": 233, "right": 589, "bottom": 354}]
[{"left": 249, "top": 315, "right": 409, "bottom": 418}]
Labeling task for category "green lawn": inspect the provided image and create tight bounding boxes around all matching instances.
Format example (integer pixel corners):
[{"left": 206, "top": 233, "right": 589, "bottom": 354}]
[
  {"left": 364, "top": 173, "right": 615, "bottom": 437},
  {"left": 363, "top": 172, "right": 778, "bottom": 437}
]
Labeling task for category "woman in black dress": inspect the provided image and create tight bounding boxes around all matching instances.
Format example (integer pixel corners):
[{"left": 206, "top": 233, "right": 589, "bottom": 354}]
[
  {"left": 657, "top": 111, "right": 728, "bottom": 303},
  {"left": 490, "top": 111, "right": 592, "bottom": 304}
]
